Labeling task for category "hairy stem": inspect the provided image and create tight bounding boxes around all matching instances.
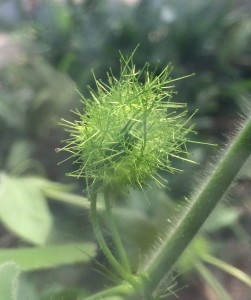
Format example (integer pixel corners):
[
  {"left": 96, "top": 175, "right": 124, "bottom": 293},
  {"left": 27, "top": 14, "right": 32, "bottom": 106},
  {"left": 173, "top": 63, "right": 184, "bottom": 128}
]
[
  {"left": 140, "top": 115, "right": 251, "bottom": 296},
  {"left": 104, "top": 190, "right": 132, "bottom": 273}
]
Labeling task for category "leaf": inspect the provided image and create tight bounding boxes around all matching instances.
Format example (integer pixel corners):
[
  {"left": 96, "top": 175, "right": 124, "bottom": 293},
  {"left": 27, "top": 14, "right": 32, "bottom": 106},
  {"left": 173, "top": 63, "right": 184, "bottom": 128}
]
[
  {"left": 178, "top": 237, "right": 211, "bottom": 271},
  {"left": 40, "top": 288, "right": 88, "bottom": 300},
  {"left": 0, "top": 262, "right": 20, "bottom": 300},
  {"left": 16, "top": 276, "right": 39, "bottom": 300},
  {"left": 6, "top": 140, "right": 34, "bottom": 175},
  {"left": 0, "top": 243, "right": 96, "bottom": 271},
  {"left": 0, "top": 174, "right": 52, "bottom": 245},
  {"left": 203, "top": 203, "right": 240, "bottom": 233}
]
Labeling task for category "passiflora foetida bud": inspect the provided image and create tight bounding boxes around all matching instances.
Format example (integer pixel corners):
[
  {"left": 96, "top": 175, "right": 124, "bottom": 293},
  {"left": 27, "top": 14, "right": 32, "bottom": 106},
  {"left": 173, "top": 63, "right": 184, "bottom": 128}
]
[{"left": 58, "top": 51, "right": 196, "bottom": 193}]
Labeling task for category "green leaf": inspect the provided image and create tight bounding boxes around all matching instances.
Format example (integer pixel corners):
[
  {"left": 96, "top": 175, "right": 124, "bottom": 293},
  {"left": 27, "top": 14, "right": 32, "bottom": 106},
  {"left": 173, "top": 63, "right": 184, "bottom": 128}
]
[
  {"left": 41, "top": 288, "right": 88, "bottom": 300},
  {"left": 16, "top": 276, "right": 39, "bottom": 300},
  {"left": 0, "top": 262, "right": 20, "bottom": 300},
  {"left": 0, "top": 174, "right": 52, "bottom": 245},
  {"left": 203, "top": 203, "right": 240, "bottom": 233},
  {"left": 178, "top": 236, "right": 211, "bottom": 271},
  {"left": 6, "top": 140, "right": 34, "bottom": 175},
  {"left": 0, "top": 243, "right": 96, "bottom": 271}
]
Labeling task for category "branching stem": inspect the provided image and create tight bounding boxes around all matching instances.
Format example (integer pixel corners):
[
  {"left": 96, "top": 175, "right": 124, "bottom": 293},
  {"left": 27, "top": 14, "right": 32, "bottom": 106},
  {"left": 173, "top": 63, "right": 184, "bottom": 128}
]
[
  {"left": 84, "top": 282, "right": 134, "bottom": 300},
  {"left": 89, "top": 187, "right": 137, "bottom": 287},
  {"left": 88, "top": 116, "right": 251, "bottom": 299},
  {"left": 104, "top": 190, "right": 132, "bottom": 273}
]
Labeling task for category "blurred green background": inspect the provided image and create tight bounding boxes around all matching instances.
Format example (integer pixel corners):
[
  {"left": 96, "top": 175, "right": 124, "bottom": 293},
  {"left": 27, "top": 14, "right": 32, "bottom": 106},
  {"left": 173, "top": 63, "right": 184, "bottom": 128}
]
[{"left": 0, "top": 0, "right": 250, "bottom": 299}]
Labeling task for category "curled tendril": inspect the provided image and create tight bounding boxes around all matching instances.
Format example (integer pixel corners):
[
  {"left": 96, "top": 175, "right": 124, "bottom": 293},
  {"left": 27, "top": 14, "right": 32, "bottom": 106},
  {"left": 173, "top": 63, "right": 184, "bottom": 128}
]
[{"left": 59, "top": 51, "right": 196, "bottom": 193}]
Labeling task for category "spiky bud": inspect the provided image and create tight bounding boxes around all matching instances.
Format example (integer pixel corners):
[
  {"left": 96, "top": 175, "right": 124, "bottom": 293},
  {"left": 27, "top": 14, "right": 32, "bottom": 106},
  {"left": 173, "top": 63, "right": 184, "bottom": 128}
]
[{"left": 59, "top": 52, "right": 196, "bottom": 192}]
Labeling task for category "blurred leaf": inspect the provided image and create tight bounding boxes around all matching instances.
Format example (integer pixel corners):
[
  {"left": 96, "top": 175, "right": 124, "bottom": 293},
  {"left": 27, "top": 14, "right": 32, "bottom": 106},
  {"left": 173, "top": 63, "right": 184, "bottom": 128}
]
[
  {"left": 0, "top": 243, "right": 96, "bottom": 271},
  {"left": 178, "top": 236, "right": 211, "bottom": 271},
  {"left": 111, "top": 187, "right": 177, "bottom": 254},
  {"left": 0, "top": 174, "right": 52, "bottom": 245},
  {"left": 0, "top": 262, "right": 20, "bottom": 300},
  {"left": 202, "top": 203, "right": 240, "bottom": 233},
  {"left": 6, "top": 140, "right": 34, "bottom": 175},
  {"left": 16, "top": 275, "right": 39, "bottom": 300},
  {"left": 41, "top": 288, "right": 88, "bottom": 300},
  {"left": 239, "top": 156, "right": 251, "bottom": 178}
]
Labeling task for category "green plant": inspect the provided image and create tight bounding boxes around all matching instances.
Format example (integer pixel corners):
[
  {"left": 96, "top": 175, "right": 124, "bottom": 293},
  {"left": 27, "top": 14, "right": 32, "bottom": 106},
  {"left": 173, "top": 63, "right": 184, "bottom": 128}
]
[
  {"left": 1, "top": 1, "right": 250, "bottom": 298},
  {"left": 58, "top": 51, "right": 251, "bottom": 299}
]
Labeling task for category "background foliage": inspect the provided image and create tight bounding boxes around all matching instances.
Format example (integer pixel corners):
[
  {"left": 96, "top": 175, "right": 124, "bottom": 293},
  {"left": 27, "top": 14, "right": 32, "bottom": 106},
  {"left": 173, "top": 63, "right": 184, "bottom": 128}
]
[{"left": 0, "top": 0, "right": 250, "bottom": 299}]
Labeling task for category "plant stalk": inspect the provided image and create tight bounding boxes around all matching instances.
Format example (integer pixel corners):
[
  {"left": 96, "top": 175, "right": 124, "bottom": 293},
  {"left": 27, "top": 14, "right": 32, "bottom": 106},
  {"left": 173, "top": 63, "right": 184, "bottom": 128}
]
[
  {"left": 84, "top": 282, "right": 135, "bottom": 300},
  {"left": 89, "top": 187, "right": 137, "bottom": 287},
  {"left": 195, "top": 261, "right": 232, "bottom": 300},
  {"left": 104, "top": 190, "right": 132, "bottom": 273},
  {"left": 139, "top": 115, "right": 251, "bottom": 296}
]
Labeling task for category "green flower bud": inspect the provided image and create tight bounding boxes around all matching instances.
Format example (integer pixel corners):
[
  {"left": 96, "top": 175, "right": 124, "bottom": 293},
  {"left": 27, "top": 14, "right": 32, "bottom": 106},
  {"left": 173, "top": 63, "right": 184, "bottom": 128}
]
[{"left": 59, "top": 52, "right": 196, "bottom": 192}]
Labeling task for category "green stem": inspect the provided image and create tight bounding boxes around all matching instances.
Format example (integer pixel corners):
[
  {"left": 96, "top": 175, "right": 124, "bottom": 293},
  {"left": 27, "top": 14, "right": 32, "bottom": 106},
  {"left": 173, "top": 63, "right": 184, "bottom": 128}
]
[
  {"left": 138, "top": 115, "right": 251, "bottom": 296},
  {"left": 201, "top": 254, "right": 251, "bottom": 287},
  {"left": 104, "top": 190, "right": 132, "bottom": 273},
  {"left": 84, "top": 282, "right": 134, "bottom": 300},
  {"left": 89, "top": 188, "right": 137, "bottom": 287},
  {"left": 195, "top": 261, "right": 232, "bottom": 300}
]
